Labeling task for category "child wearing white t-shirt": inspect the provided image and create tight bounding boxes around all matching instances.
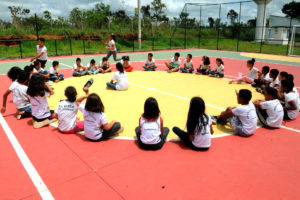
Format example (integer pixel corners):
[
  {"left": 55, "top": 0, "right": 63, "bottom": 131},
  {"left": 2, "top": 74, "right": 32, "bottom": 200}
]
[
  {"left": 280, "top": 79, "right": 300, "bottom": 120},
  {"left": 99, "top": 57, "right": 112, "bottom": 73},
  {"left": 229, "top": 58, "right": 258, "bottom": 84},
  {"left": 253, "top": 87, "right": 284, "bottom": 128},
  {"left": 53, "top": 87, "right": 89, "bottom": 133},
  {"left": 27, "top": 74, "right": 56, "bottom": 128},
  {"left": 173, "top": 97, "right": 213, "bottom": 150},
  {"left": 135, "top": 97, "right": 169, "bottom": 150},
  {"left": 143, "top": 53, "right": 157, "bottom": 71},
  {"left": 106, "top": 63, "right": 129, "bottom": 91},
  {"left": 209, "top": 58, "right": 224, "bottom": 78},
  {"left": 165, "top": 52, "right": 181, "bottom": 73},
  {"left": 30, "top": 38, "right": 48, "bottom": 69},
  {"left": 197, "top": 56, "right": 211, "bottom": 75},
  {"left": 1, "top": 69, "right": 31, "bottom": 119},
  {"left": 73, "top": 58, "right": 88, "bottom": 77},
  {"left": 87, "top": 59, "right": 99, "bottom": 74},
  {"left": 48, "top": 61, "right": 64, "bottom": 82},
  {"left": 105, "top": 34, "right": 121, "bottom": 62},
  {"left": 78, "top": 93, "right": 122, "bottom": 141},
  {"left": 268, "top": 69, "right": 280, "bottom": 88},
  {"left": 212, "top": 89, "right": 257, "bottom": 137},
  {"left": 180, "top": 54, "right": 194, "bottom": 73}
]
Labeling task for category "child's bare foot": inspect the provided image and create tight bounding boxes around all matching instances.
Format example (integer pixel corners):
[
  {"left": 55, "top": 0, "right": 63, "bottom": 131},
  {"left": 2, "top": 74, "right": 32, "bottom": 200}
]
[{"left": 116, "top": 127, "right": 124, "bottom": 134}]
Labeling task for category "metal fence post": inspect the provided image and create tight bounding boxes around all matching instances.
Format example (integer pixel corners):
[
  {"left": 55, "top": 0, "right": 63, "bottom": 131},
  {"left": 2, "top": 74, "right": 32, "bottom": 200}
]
[
  {"left": 198, "top": 5, "right": 202, "bottom": 49},
  {"left": 184, "top": 5, "right": 187, "bottom": 49},
  {"left": 237, "top": 2, "right": 242, "bottom": 52},
  {"left": 152, "top": 37, "right": 154, "bottom": 50},
  {"left": 19, "top": 41, "right": 23, "bottom": 59},
  {"left": 34, "top": 14, "right": 39, "bottom": 40},
  {"left": 170, "top": 37, "right": 172, "bottom": 49},
  {"left": 133, "top": 38, "right": 135, "bottom": 52},
  {"left": 54, "top": 39, "right": 58, "bottom": 56},
  {"left": 69, "top": 38, "right": 72, "bottom": 55},
  {"left": 216, "top": 4, "right": 221, "bottom": 50},
  {"left": 259, "top": 0, "right": 267, "bottom": 53},
  {"left": 286, "top": 17, "right": 293, "bottom": 55},
  {"left": 83, "top": 39, "right": 86, "bottom": 54}
]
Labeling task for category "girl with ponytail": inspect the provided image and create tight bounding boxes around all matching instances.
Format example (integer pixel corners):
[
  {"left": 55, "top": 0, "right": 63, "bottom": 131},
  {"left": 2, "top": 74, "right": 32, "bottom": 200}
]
[
  {"left": 229, "top": 58, "right": 258, "bottom": 84},
  {"left": 106, "top": 62, "right": 129, "bottom": 91}
]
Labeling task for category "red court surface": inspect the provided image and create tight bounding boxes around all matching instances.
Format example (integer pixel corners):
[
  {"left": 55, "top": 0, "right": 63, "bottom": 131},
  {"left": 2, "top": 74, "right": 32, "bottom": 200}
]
[{"left": 1, "top": 50, "right": 300, "bottom": 200}]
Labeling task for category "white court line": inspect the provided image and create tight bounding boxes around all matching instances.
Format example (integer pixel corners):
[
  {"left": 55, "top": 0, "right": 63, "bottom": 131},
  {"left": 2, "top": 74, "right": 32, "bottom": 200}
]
[
  {"left": 281, "top": 125, "right": 300, "bottom": 133},
  {"left": 0, "top": 114, "right": 54, "bottom": 200}
]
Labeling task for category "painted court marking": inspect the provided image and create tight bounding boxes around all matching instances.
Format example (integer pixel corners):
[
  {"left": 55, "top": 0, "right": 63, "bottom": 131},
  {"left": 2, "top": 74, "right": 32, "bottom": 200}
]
[{"left": 0, "top": 114, "right": 54, "bottom": 200}]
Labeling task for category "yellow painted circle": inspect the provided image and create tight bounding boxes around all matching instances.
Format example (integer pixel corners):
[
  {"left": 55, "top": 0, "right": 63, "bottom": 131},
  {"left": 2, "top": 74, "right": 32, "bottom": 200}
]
[
  {"left": 49, "top": 71, "right": 264, "bottom": 139},
  {"left": 241, "top": 53, "right": 300, "bottom": 63}
]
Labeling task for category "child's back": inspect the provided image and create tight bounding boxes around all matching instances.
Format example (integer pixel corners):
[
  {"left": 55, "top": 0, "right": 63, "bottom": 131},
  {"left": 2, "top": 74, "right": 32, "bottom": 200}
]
[
  {"left": 10, "top": 81, "right": 30, "bottom": 110},
  {"left": 192, "top": 114, "right": 212, "bottom": 148},
  {"left": 55, "top": 100, "right": 78, "bottom": 132},
  {"left": 139, "top": 116, "right": 162, "bottom": 144}
]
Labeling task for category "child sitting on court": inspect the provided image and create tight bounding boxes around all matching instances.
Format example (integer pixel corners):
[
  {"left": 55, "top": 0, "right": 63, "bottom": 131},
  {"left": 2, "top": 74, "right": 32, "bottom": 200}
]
[
  {"left": 173, "top": 97, "right": 213, "bottom": 151},
  {"left": 143, "top": 53, "right": 157, "bottom": 71},
  {"left": 229, "top": 58, "right": 258, "bottom": 84},
  {"left": 49, "top": 61, "right": 64, "bottom": 82},
  {"left": 135, "top": 97, "right": 169, "bottom": 150},
  {"left": 280, "top": 79, "right": 300, "bottom": 120},
  {"left": 121, "top": 56, "right": 133, "bottom": 72},
  {"left": 253, "top": 87, "right": 284, "bottom": 128},
  {"left": 1, "top": 68, "right": 31, "bottom": 119},
  {"left": 180, "top": 54, "right": 194, "bottom": 73},
  {"left": 106, "top": 62, "right": 129, "bottom": 91},
  {"left": 268, "top": 69, "right": 280, "bottom": 88},
  {"left": 99, "top": 57, "right": 112, "bottom": 73},
  {"left": 212, "top": 89, "right": 257, "bottom": 137},
  {"left": 197, "top": 56, "right": 210, "bottom": 75},
  {"left": 209, "top": 58, "right": 224, "bottom": 78},
  {"left": 73, "top": 58, "right": 88, "bottom": 77},
  {"left": 165, "top": 52, "right": 181, "bottom": 73},
  {"left": 27, "top": 74, "right": 56, "bottom": 128},
  {"left": 252, "top": 66, "right": 270, "bottom": 89},
  {"left": 87, "top": 59, "right": 99, "bottom": 74},
  {"left": 53, "top": 86, "right": 89, "bottom": 133},
  {"left": 78, "top": 93, "right": 123, "bottom": 141}
]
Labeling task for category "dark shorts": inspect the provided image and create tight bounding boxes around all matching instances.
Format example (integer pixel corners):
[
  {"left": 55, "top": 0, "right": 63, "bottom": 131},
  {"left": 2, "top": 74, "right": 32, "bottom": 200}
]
[{"left": 37, "top": 59, "right": 47, "bottom": 68}]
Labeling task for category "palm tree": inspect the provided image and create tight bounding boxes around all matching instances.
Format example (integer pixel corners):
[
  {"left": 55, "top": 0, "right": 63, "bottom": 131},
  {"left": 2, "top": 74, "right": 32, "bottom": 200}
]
[{"left": 227, "top": 9, "right": 238, "bottom": 25}]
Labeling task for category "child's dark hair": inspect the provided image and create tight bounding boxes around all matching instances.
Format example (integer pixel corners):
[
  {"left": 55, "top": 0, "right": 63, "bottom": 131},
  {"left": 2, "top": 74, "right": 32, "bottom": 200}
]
[
  {"left": 238, "top": 89, "right": 252, "bottom": 104},
  {"left": 52, "top": 61, "right": 59, "bottom": 67},
  {"left": 39, "top": 38, "right": 45, "bottom": 43},
  {"left": 143, "top": 97, "right": 160, "bottom": 119},
  {"left": 187, "top": 54, "right": 192, "bottom": 59},
  {"left": 247, "top": 58, "right": 256, "bottom": 66},
  {"left": 18, "top": 71, "right": 30, "bottom": 84},
  {"left": 186, "top": 97, "right": 208, "bottom": 134},
  {"left": 175, "top": 52, "right": 180, "bottom": 57},
  {"left": 281, "top": 79, "right": 294, "bottom": 92},
  {"left": 24, "top": 65, "right": 34, "bottom": 74},
  {"left": 76, "top": 57, "right": 81, "bottom": 62},
  {"left": 116, "top": 62, "right": 124, "bottom": 73},
  {"left": 7, "top": 66, "right": 22, "bottom": 81},
  {"left": 216, "top": 58, "right": 224, "bottom": 65},
  {"left": 203, "top": 56, "right": 210, "bottom": 65},
  {"left": 279, "top": 71, "right": 288, "bottom": 78},
  {"left": 64, "top": 86, "right": 77, "bottom": 102},
  {"left": 265, "top": 87, "right": 278, "bottom": 99},
  {"left": 90, "top": 59, "right": 95, "bottom": 64},
  {"left": 286, "top": 74, "right": 294, "bottom": 82},
  {"left": 27, "top": 74, "right": 49, "bottom": 97},
  {"left": 262, "top": 66, "right": 270, "bottom": 73},
  {"left": 110, "top": 33, "right": 116, "bottom": 41},
  {"left": 102, "top": 57, "right": 108, "bottom": 62},
  {"left": 85, "top": 93, "right": 104, "bottom": 113},
  {"left": 32, "top": 60, "right": 40, "bottom": 68},
  {"left": 270, "top": 69, "right": 279, "bottom": 79},
  {"left": 122, "top": 56, "right": 129, "bottom": 61},
  {"left": 148, "top": 53, "right": 153, "bottom": 57}
]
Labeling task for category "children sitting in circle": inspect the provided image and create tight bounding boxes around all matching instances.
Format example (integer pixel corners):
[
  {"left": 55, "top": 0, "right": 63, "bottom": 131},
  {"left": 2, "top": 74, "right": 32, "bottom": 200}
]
[
  {"left": 197, "top": 56, "right": 210, "bottom": 75},
  {"left": 229, "top": 58, "right": 258, "bottom": 84},
  {"left": 136, "top": 97, "right": 169, "bottom": 150},
  {"left": 143, "top": 53, "right": 157, "bottom": 71},
  {"left": 121, "top": 56, "right": 133, "bottom": 72},
  {"left": 165, "top": 52, "right": 181, "bottom": 73},
  {"left": 209, "top": 58, "right": 224, "bottom": 78},
  {"left": 180, "top": 54, "right": 194, "bottom": 73},
  {"left": 106, "top": 62, "right": 129, "bottom": 91}
]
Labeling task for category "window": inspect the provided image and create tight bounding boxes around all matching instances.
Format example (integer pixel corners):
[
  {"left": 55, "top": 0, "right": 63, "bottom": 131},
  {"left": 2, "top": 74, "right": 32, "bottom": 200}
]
[
  {"left": 274, "top": 28, "right": 278, "bottom": 34},
  {"left": 268, "top": 29, "right": 271, "bottom": 39},
  {"left": 286, "top": 29, "right": 290, "bottom": 39}
]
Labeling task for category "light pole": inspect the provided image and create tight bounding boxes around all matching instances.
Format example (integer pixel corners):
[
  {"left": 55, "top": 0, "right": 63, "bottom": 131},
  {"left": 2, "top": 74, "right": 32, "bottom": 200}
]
[{"left": 137, "top": 0, "right": 141, "bottom": 49}]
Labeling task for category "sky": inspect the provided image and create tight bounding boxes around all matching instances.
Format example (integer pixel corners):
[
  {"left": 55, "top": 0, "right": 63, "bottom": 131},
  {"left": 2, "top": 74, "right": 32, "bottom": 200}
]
[{"left": 0, "top": 0, "right": 295, "bottom": 24}]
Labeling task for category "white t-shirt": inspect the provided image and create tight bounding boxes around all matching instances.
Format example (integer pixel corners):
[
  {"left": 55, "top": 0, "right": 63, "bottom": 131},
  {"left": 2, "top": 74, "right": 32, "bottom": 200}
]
[
  {"left": 87, "top": 63, "right": 97, "bottom": 70},
  {"left": 192, "top": 114, "right": 212, "bottom": 148},
  {"left": 200, "top": 61, "right": 209, "bottom": 70},
  {"left": 216, "top": 64, "right": 224, "bottom": 73},
  {"left": 171, "top": 57, "right": 181, "bottom": 65},
  {"left": 260, "top": 99, "right": 284, "bottom": 128},
  {"left": 78, "top": 102, "right": 108, "bottom": 140},
  {"left": 29, "top": 92, "right": 51, "bottom": 119},
  {"left": 9, "top": 81, "right": 30, "bottom": 109},
  {"left": 55, "top": 100, "right": 78, "bottom": 132},
  {"left": 37, "top": 45, "right": 48, "bottom": 61},
  {"left": 120, "top": 60, "right": 131, "bottom": 66},
  {"left": 112, "top": 71, "right": 129, "bottom": 91},
  {"left": 184, "top": 59, "right": 193, "bottom": 69},
  {"left": 139, "top": 116, "right": 162, "bottom": 144},
  {"left": 108, "top": 39, "right": 117, "bottom": 51},
  {"left": 49, "top": 67, "right": 58, "bottom": 75},
  {"left": 232, "top": 102, "right": 257, "bottom": 136},
  {"left": 269, "top": 77, "right": 280, "bottom": 88},
  {"left": 145, "top": 58, "right": 155, "bottom": 66},
  {"left": 284, "top": 92, "right": 300, "bottom": 120},
  {"left": 249, "top": 67, "right": 258, "bottom": 80},
  {"left": 73, "top": 64, "right": 84, "bottom": 72},
  {"left": 33, "top": 68, "right": 38, "bottom": 73},
  {"left": 262, "top": 73, "right": 271, "bottom": 81}
]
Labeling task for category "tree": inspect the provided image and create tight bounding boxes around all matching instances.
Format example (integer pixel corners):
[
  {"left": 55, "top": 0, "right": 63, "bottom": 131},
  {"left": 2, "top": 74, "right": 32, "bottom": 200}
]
[
  {"left": 141, "top": 5, "right": 151, "bottom": 19},
  {"left": 150, "top": 0, "right": 167, "bottom": 22},
  {"left": 8, "top": 6, "right": 22, "bottom": 27},
  {"left": 227, "top": 9, "right": 238, "bottom": 25},
  {"left": 282, "top": 1, "right": 300, "bottom": 19},
  {"left": 208, "top": 17, "right": 215, "bottom": 28},
  {"left": 247, "top": 18, "right": 256, "bottom": 27},
  {"left": 43, "top": 10, "right": 53, "bottom": 31},
  {"left": 69, "top": 7, "right": 83, "bottom": 29}
]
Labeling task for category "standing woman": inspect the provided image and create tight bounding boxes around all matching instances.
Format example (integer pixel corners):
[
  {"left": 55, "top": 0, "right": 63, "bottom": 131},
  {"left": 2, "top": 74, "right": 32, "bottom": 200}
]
[{"left": 105, "top": 34, "right": 121, "bottom": 62}]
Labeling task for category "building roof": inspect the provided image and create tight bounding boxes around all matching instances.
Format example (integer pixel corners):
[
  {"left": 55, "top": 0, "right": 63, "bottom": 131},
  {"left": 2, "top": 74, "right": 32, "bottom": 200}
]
[{"left": 269, "top": 15, "right": 300, "bottom": 27}]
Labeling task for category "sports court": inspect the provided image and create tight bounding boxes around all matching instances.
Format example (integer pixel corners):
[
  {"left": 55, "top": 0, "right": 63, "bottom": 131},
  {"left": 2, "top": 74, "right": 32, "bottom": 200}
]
[{"left": 1, "top": 48, "right": 300, "bottom": 199}]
